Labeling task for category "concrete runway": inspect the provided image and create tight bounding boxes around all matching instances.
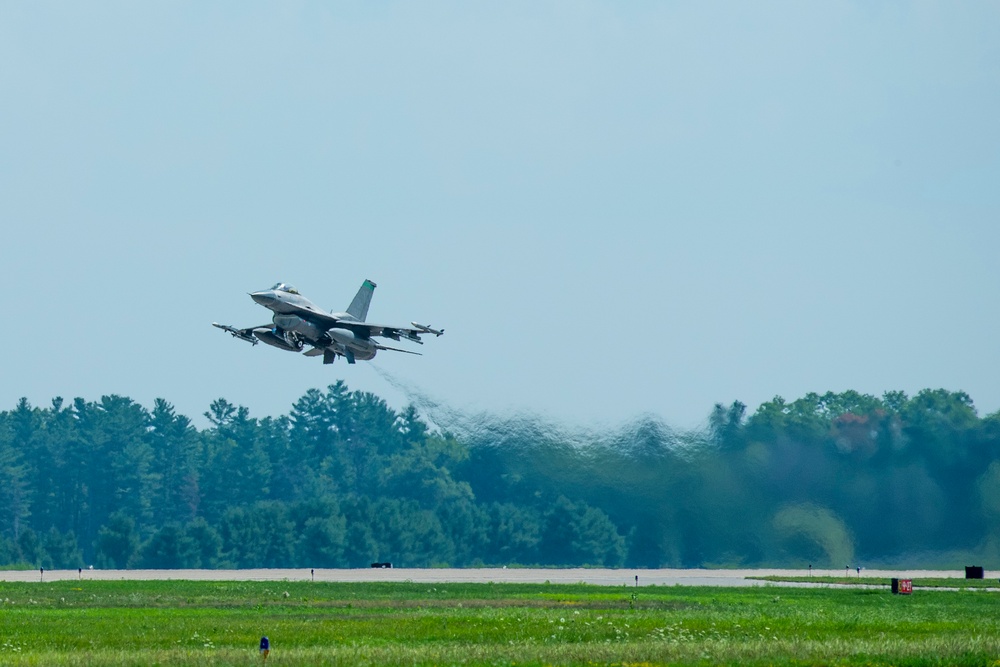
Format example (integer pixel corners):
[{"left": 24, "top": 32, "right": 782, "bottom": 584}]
[{"left": 1, "top": 567, "right": 987, "bottom": 587}]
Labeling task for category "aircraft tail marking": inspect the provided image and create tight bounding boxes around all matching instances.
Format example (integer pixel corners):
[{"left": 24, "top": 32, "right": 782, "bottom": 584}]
[{"left": 346, "top": 279, "right": 377, "bottom": 322}]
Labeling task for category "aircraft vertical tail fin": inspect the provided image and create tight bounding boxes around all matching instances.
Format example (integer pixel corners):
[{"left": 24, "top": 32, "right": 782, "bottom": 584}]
[{"left": 346, "top": 279, "right": 376, "bottom": 321}]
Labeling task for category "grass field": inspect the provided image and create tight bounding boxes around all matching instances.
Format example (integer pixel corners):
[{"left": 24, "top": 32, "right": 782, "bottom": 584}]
[
  {"left": 1, "top": 579, "right": 998, "bottom": 666},
  {"left": 750, "top": 575, "right": 1000, "bottom": 589}
]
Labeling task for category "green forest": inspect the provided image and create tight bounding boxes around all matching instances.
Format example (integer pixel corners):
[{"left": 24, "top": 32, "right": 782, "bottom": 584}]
[{"left": 1, "top": 382, "right": 998, "bottom": 570}]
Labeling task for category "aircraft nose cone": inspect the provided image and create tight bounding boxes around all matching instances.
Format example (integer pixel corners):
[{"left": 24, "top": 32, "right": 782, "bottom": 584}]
[{"left": 250, "top": 291, "right": 275, "bottom": 306}]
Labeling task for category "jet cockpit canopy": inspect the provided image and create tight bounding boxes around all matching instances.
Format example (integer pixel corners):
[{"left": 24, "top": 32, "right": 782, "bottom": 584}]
[{"left": 271, "top": 283, "right": 300, "bottom": 295}]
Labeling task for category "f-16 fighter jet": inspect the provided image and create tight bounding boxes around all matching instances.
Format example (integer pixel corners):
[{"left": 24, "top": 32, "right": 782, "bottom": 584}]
[{"left": 213, "top": 280, "right": 443, "bottom": 365}]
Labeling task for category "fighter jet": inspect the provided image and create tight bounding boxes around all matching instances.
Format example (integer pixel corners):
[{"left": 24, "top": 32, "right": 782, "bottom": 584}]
[{"left": 213, "top": 280, "right": 443, "bottom": 364}]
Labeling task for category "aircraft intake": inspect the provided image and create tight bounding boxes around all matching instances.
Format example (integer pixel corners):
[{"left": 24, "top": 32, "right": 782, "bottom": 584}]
[{"left": 272, "top": 314, "right": 324, "bottom": 342}]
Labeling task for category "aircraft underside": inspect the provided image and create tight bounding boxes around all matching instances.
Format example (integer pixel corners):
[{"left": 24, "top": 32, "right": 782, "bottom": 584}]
[{"left": 255, "top": 314, "right": 377, "bottom": 364}]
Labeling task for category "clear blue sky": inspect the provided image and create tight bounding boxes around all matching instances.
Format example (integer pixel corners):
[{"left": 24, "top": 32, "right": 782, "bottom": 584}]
[{"left": 2, "top": 2, "right": 997, "bottom": 429}]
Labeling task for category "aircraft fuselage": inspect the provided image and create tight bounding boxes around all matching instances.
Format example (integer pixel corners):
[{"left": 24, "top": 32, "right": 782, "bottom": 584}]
[{"left": 250, "top": 289, "right": 373, "bottom": 359}]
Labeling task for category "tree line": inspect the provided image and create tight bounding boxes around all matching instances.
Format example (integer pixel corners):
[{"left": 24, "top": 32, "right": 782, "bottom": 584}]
[{"left": 1, "top": 383, "right": 998, "bottom": 569}]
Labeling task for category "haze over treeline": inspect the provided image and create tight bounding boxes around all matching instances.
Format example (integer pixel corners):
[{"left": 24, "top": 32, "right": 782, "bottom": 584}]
[{"left": 1, "top": 383, "right": 998, "bottom": 570}]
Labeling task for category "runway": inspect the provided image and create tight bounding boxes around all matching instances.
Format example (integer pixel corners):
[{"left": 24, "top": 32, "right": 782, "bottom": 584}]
[{"left": 0, "top": 567, "right": 984, "bottom": 587}]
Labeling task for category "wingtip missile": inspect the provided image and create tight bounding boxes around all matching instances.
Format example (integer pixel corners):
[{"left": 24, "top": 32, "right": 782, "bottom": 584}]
[{"left": 410, "top": 322, "right": 444, "bottom": 336}]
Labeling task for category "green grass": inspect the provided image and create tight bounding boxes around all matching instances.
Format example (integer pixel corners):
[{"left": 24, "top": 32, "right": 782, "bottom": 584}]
[
  {"left": 1, "top": 580, "right": 999, "bottom": 665},
  {"left": 751, "top": 575, "right": 1000, "bottom": 589}
]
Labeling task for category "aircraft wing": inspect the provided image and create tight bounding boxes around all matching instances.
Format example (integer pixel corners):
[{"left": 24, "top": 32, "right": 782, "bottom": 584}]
[
  {"left": 298, "top": 311, "right": 440, "bottom": 345},
  {"left": 331, "top": 321, "right": 438, "bottom": 344},
  {"left": 280, "top": 298, "right": 442, "bottom": 341}
]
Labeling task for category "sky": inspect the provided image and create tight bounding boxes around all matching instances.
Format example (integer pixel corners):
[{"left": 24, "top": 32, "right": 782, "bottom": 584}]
[{"left": 1, "top": 2, "right": 998, "bottom": 431}]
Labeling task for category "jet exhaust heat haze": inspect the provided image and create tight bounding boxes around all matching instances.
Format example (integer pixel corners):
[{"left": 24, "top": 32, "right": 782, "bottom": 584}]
[{"left": 370, "top": 364, "right": 707, "bottom": 457}]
